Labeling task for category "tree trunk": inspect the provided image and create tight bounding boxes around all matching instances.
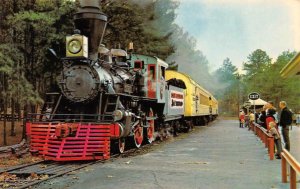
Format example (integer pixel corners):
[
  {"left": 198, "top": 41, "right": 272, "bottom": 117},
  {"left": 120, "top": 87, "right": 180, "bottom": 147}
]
[
  {"left": 16, "top": 101, "right": 21, "bottom": 122},
  {"left": 3, "top": 98, "right": 7, "bottom": 145},
  {"left": 22, "top": 104, "right": 30, "bottom": 140},
  {"left": 10, "top": 98, "right": 16, "bottom": 136}
]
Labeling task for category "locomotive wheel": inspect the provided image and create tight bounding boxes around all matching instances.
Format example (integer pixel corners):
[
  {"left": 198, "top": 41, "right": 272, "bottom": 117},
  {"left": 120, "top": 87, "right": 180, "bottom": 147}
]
[
  {"left": 132, "top": 122, "right": 144, "bottom": 148},
  {"left": 145, "top": 108, "right": 155, "bottom": 144},
  {"left": 118, "top": 138, "right": 125, "bottom": 154},
  {"left": 183, "top": 121, "right": 192, "bottom": 133},
  {"left": 111, "top": 138, "right": 125, "bottom": 154}
]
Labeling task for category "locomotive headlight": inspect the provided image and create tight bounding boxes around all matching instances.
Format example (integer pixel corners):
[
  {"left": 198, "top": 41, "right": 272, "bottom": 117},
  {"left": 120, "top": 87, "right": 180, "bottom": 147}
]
[
  {"left": 68, "top": 39, "right": 82, "bottom": 54},
  {"left": 66, "top": 35, "right": 88, "bottom": 58}
]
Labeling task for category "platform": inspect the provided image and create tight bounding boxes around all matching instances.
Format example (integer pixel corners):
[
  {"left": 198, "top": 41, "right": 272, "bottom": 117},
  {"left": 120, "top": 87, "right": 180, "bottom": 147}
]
[{"left": 34, "top": 119, "right": 300, "bottom": 189}]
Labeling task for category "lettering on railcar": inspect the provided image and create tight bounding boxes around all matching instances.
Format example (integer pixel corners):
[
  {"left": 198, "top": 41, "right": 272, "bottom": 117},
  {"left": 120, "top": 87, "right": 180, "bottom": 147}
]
[{"left": 170, "top": 90, "right": 184, "bottom": 109}]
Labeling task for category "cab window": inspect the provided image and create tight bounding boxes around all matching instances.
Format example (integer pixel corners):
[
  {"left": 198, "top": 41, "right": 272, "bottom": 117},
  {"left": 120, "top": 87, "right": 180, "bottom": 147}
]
[
  {"left": 160, "top": 66, "right": 165, "bottom": 80},
  {"left": 149, "top": 65, "right": 155, "bottom": 80},
  {"left": 134, "top": 61, "right": 144, "bottom": 69}
]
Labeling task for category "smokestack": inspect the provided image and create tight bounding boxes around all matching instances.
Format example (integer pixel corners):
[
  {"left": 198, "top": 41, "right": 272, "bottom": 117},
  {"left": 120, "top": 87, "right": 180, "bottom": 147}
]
[
  {"left": 74, "top": 0, "right": 107, "bottom": 58},
  {"left": 79, "top": 0, "right": 100, "bottom": 8}
]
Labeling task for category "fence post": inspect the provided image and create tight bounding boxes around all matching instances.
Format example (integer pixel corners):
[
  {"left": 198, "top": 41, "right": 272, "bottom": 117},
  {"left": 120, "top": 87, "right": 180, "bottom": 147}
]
[
  {"left": 268, "top": 138, "right": 274, "bottom": 160},
  {"left": 290, "top": 166, "right": 296, "bottom": 189},
  {"left": 282, "top": 157, "right": 287, "bottom": 183}
]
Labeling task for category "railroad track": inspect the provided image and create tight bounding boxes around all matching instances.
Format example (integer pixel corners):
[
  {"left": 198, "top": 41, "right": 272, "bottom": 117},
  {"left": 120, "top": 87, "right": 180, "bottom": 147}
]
[
  {"left": 0, "top": 143, "right": 153, "bottom": 189},
  {"left": 0, "top": 158, "right": 118, "bottom": 189},
  {"left": 0, "top": 128, "right": 179, "bottom": 189}
]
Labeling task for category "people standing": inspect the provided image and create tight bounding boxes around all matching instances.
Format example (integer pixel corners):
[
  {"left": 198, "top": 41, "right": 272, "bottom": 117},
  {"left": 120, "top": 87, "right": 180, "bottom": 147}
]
[
  {"left": 297, "top": 114, "right": 300, "bottom": 126},
  {"left": 258, "top": 110, "right": 267, "bottom": 129},
  {"left": 239, "top": 110, "right": 245, "bottom": 128},
  {"left": 249, "top": 110, "right": 255, "bottom": 130},
  {"left": 279, "top": 101, "right": 293, "bottom": 151},
  {"left": 266, "top": 101, "right": 278, "bottom": 123},
  {"left": 255, "top": 110, "right": 260, "bottom": 123},
  {"left": 266, "top": 108, "right": 276, "bottom": 131},
  {"left": 268, "top": 121, "right": 282, "bottom": 159}
]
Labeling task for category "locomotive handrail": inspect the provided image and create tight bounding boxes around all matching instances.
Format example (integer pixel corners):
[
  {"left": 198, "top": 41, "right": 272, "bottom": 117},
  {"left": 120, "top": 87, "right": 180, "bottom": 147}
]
[
  {"left": 249, "top": 122, "right": 274, "bottom": 160},
  {"left": 28, "top": 113, "right": 102, "bottom": 116},
  {"left": 281, "top": 149, "right": 300, "bottom": 189},
  {"left": 27, "top": 113, "right": 113, "bottom": 123}
]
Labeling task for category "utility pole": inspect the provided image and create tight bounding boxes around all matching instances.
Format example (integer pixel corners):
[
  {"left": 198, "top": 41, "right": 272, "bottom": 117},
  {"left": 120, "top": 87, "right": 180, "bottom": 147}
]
[{"left": 236, "top": 74, "right": 241, "bottom": 117}]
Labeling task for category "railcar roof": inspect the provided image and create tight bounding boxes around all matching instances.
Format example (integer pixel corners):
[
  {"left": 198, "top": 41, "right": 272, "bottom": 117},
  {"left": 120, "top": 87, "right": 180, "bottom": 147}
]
[
  {"left": 166, "top": 70, "right": 217, "bottom": 101},
  {"left": 131, "top": 54, "right": 169, "bottom": 68}
]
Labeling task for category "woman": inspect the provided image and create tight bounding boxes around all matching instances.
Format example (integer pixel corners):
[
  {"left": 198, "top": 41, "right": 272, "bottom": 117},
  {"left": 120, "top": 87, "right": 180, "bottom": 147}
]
[{"left": 266, "top": 108, "right": 277, "bottom": 131}]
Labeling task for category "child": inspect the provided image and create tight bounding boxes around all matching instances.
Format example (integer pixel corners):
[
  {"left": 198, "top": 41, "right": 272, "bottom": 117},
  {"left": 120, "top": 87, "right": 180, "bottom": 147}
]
[
  {"left": 239, "top": 111, "right": 245, "bottom": 128},
  {"left": 269, "top": 122, "right": 282, "bottom": 159}
]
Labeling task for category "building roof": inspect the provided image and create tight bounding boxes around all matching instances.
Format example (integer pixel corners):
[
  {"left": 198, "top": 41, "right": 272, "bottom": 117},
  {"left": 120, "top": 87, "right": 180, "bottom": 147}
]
[
  {"left": 280, "top": 52, "right": 300, "bottom": 78},
  {"left": 248, "top": 98, "right": 268, "bottom": 106}
]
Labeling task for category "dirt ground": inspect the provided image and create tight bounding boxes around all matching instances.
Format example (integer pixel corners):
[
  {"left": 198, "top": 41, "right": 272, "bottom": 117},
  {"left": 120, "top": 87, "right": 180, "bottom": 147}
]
[
  {"left": 0, "top": 121, "right": 24, "bottom": 147},
  {"left": 0, "top": 121, "right": 43, "bottom": 168}
]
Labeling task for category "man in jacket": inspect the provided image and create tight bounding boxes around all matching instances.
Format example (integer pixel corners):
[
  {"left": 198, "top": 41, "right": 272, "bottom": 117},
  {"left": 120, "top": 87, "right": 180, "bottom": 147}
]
[{"left": 279, "top": 101, "right": 292, "bottom": 151}]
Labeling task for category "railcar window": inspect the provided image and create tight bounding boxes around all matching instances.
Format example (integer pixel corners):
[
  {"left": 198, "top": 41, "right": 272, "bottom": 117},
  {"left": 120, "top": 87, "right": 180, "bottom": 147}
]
[
  {"left": 161, "top": 66, "right": 165, "bottom": 79},
  {"left": 149, "top": 66, "right": 155, "bottom": 80},
  {"left": 113, "top": 56, "right": 127, "bottom": 63},
  {"left": 134, "top": 61, "right": 142, "bottom": 69}
]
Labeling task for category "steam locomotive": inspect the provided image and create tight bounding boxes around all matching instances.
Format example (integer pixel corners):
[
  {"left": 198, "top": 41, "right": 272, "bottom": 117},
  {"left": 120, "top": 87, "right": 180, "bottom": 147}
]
[{"left": 26, "top": 0, "right": 218, "bottom": 161}]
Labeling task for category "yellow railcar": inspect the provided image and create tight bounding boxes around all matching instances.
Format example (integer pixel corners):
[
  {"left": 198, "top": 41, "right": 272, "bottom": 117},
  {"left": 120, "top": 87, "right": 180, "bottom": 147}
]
[{"left": 166, "top": 70, "right": 218, "bottom": 123}]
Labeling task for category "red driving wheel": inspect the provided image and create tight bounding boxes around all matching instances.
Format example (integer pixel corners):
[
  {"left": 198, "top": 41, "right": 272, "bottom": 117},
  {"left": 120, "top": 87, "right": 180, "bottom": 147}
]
[
  {"left": 118, "top": 138, "right": 125, "bottom": 154},
  {"left": 133, "top": 122, "right": 143, "bottom": 148},
  {"left": 146, "top": 108, "right": 155, "bottom": 144}
]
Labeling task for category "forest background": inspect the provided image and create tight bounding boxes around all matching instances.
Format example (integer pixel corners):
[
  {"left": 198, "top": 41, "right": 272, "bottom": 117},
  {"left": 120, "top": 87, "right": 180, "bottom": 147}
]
[{"left": 0, "top": 0, "right": 299, "bottom": 145}]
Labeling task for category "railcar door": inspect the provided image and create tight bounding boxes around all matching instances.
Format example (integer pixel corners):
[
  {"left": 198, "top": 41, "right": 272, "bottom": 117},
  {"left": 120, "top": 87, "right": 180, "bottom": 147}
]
[
  {"left": 157, "top": 66, "right": 166, "bottom": 103},
  {"left": 147, "top": 64, "right": 156, "bottom": 98},
  {"left": 209, "top": 97, "right": 212, "bottom": 114},
  {"left": 194, "top": 87, "right": 199, "bottom": 114}
]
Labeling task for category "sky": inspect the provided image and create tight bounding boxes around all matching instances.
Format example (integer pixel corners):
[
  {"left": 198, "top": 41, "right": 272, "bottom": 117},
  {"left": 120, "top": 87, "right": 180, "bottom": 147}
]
[{"left": 175, "top": 0, "right": 300, "bottom": 72}]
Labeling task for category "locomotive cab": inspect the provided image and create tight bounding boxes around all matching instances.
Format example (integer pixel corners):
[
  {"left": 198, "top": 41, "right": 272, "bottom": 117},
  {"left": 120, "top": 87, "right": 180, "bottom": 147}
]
[{"left": 130, "top": 54, "right": 168, "bottom": 103}]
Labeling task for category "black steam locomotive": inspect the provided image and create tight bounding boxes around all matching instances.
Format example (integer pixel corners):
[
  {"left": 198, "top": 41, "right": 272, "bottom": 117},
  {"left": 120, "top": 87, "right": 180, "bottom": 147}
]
[{"left": 26, "top": 0, "right": 217, "bottom": 161}]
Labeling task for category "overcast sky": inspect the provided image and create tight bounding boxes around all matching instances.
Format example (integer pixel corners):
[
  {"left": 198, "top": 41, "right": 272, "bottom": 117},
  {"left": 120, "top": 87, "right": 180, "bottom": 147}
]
[{"left": 175, "top": 0, "right": 300, "bottom": 72}]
